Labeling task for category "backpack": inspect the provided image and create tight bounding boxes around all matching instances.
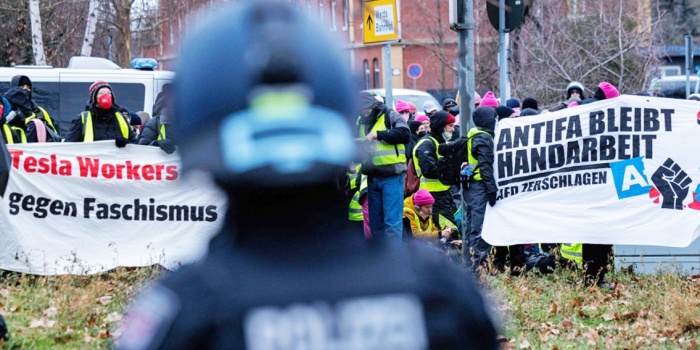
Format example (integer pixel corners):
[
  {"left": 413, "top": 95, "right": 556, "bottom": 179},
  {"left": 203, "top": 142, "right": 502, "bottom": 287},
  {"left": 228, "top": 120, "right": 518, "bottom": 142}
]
[
  {"left": 404, "top": 157, "right": 420, "bottom": 197},
  {"left": 437, "top": 136, "right": 469, "bottom": 186}
]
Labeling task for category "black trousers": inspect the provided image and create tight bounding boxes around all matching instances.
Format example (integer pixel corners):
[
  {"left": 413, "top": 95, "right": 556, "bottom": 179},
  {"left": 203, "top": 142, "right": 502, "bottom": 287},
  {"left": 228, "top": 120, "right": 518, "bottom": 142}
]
[{"left": 582, "top": 244, "right": 613, "bottom": 285}]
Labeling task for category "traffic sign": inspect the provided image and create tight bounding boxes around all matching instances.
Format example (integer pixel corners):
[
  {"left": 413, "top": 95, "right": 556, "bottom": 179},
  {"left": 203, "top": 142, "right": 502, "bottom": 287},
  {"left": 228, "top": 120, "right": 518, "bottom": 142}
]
[
  {"left": 407, "top": 63, "right": 423, "bottom": 79},
  {"left": 486, "top": 0, "right": 525, "bottom": 32},
  {"left": 363, "top": 0, "right": 400, "bottom": 44}
]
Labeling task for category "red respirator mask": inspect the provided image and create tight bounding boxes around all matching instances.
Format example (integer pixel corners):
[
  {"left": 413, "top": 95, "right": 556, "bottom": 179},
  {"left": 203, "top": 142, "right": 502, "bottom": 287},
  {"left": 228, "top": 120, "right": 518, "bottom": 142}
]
[{"left": 97, "top": 94, "right": 113, "bottom": 109}]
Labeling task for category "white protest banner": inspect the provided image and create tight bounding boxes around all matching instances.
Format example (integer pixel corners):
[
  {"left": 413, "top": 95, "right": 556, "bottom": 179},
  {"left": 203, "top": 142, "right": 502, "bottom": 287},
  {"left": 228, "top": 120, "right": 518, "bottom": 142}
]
[
  {"left": 0, "top": 141, "right": 226, "bottom": 274},
  {"left": 483, "top": 95, "right": 700, "bottom": 247}
]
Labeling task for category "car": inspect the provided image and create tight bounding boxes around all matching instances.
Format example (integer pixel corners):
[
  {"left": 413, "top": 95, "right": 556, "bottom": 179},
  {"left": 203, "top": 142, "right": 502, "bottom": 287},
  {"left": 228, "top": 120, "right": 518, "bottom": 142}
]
[
  {"left": 648, "top": 75, "right": 700, "bottom": 99},
  {"left": 362, "top": 88, "right": 440, "bottom": 112},
  {"left": 0, "top": 56, "right": 174, "bottom": 136}
]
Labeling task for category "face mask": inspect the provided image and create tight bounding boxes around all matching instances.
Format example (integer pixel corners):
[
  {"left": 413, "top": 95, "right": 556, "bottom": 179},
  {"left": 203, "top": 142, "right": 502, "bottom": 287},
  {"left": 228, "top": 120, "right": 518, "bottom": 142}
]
[
  {"left": 417, "top": 131, "right": 427, "bottom": 138},
  {"left": 97, "top": 94, "right": 113, "bottom": 109},
  {"left": 400, "top": 113, "right": 409, "bottom": 122},
  {"left": 442, "top": 132, "right": 453, "bottom": 141}
]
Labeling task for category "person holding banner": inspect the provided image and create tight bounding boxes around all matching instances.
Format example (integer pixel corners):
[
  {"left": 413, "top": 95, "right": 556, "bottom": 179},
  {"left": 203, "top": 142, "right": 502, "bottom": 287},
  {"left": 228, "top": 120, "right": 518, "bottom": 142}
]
[
  {"left": 138, "top": 89, "right": 177, "bottom": 154},
  {"left": 118, "top": 2, "right": 497, "bottom": 348},
  {"left": 65, "top": 81, "right": 138, "bottom": 146},
  {"left": 463, "top": 107, "right": 499, "bottom": 272}
]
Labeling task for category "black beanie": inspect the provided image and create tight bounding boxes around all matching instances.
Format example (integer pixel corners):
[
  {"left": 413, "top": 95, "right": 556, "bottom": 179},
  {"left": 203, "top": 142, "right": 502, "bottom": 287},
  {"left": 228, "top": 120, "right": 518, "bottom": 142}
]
[
  {"left": 594, "top": 87, "right": 607, "bottom": 101},
  {"left": 495, "top": 106, "right": 515, "bottom": 120},
  {"left": 408, "top": 120, "right": 421, "bottom": 134},
  {"left": 522, "top": 97, "right": 538, "bottom": 111}
]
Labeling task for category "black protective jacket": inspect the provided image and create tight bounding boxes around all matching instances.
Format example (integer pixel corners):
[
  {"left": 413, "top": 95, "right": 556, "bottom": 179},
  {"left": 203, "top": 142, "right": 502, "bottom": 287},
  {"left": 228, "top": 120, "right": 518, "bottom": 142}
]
[
  {"left": 138, "top": 117, "right": 173, "bottom": 145},
  {"left": 414, "top": 111, "right": 449, "bottom": 181},
  {"left": 470, "top": 109, "right": 497, "bottom": 194},
  {"left": 118, "top": 185, "right": 498, "bottom": 350}
]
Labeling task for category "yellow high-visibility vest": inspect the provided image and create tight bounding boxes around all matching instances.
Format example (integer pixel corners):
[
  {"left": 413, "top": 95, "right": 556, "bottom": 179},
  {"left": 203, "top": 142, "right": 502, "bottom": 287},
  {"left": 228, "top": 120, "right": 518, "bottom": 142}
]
[
  {"left": 413, "top": 136, "right": 450, "bottom": 192},
  {"left": 80, "top": 111, "right": 129, "bottom": 142}
]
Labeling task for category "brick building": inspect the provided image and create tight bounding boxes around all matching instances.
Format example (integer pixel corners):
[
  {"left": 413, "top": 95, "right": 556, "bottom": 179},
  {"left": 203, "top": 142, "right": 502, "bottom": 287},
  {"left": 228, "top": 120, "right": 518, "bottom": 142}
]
[{"left": 146, "top": 0, "right": 473, "bottom": 98}]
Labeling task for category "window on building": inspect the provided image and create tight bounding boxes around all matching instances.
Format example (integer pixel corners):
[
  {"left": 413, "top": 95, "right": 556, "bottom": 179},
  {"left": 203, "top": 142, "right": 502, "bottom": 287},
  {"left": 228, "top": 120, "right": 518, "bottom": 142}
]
[
  {"left": 342, "top": 0, "right": 349, "bottom": 31},
  {"left": 373, "top": 58, "right": 380, "bottom": 89},
  {"left": 330, "top": 0, "right": 337, "bottom": 31},
  {"left": 363, "top": 60, "right": 371, "bottom": 90}
]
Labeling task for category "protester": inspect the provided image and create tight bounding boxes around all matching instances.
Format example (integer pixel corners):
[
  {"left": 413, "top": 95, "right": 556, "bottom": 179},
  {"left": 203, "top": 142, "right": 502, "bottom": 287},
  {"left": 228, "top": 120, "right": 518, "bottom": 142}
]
[
  {"left": 422, "top": 100, "right": 439, "bottom": 117},
  {"left": 463, "top": 107, "right": 498, "bottom": 272},
  {"left": 129, "top": 112, "right": 142, "bottom": 135},
  {"left": 118, "top": 2, "right": 498, "bottom": 348},
  {"left": 403, "top": 189, "right": 459, "bottom": 246},
  {"left": 65, "top": 81, "right": 138, "bottom": 146},
  {"left": 10, "top": 75, "right": 60, "bottom": 139},
  {"left": 2, "top": 87, "right": 31, "bottom": 143},
  {"left": 520, "top": 108, "right": 540, "bottom": 117},
  {"left": 581, "top": 81, "right": 620, "bottom": 105},
  {"left": 395, "top": 100, "right": 413, "bottom": 122},
  {"left": 358, "top": 93, "right": 410, "bottom": 240},
  {"left": 0, "top": 97, "right": 18, "bottom": 144},
  {"left": 138, "top": 90, "right": 176, "bottom": 154},
  {"left": 506, "top": 98, "right": 521, "bottom": 116},
  {"left": 521, "top": 97, "right": 539, "bottom": 111},
  {"left": 413, "top": 111, "right": 457, "bottom": 229},
  {"left": 480, "top": 91, "right": 499, "bottom": 108},
  {"left": 551, "top": 81, "right": 586, "bottom": 112},
  {"left": 348, "top": 163, "right": 370, "bottom": 238},
  {"left": 495, "top": 106, "right": 516, "bottom": 121},
  {"left": 442, "top": 98, "right": 457, "bottom": 111}
]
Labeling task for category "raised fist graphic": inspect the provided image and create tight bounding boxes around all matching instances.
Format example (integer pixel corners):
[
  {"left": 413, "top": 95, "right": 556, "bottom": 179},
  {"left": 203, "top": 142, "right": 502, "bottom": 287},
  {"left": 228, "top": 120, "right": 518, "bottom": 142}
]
[{"left": 651, "top": 158, "right": 692, "bottom": 210}]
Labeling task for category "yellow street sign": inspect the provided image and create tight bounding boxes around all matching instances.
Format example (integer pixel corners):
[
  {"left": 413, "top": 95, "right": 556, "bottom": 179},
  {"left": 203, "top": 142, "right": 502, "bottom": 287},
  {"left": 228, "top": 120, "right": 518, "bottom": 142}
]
[{"left": 363, "top": 0, "right": 400, "bottom": 44}]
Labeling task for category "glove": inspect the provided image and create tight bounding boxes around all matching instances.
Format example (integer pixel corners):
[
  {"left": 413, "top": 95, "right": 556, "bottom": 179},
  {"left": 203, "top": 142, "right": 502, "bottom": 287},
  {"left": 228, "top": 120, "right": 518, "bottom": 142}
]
[
  {"left": 487, "top": 192, "right": 497, "bottom": 207},
  {"left": 155, "top": 139, "right": 176, "bottom": 154},
  {"left": 115, "top": 136, "right": 129, "bottom": 148}
]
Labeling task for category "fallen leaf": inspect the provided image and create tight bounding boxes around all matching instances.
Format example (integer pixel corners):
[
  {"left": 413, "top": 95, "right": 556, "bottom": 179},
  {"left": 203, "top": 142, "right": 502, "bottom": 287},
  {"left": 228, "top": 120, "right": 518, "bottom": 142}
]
[
  {"left": 561, "top": 319, "right": 573, "bottom": 329},
  {"left": 519, "top": 339, "right": 530, "bottom": 348},
  {"left": 10, "top": 306, "right": 20, "bottom": 313},
  {"left": 549, "top": 303, "right": 558, "bottom": 315},
  {"left": 44, "top": 306, "right": 58, "bottom": 317},
  {"left": 105, "top": 312, "right": 122, "bottom": 323},
  {"left": 99, "top": 329, "right": 111, "bottom": 339},
  {"left": 602, "top": 314, "right": 615, "bottom": 321},
  {"left": 30, "top": 316, "right": 56, "bottom": 328},
  {"left": 97, "top": 296, "right": 113, "bottom": 305},
  {"left": 0, "top": 289, "right": 9, "bottom": 297}
]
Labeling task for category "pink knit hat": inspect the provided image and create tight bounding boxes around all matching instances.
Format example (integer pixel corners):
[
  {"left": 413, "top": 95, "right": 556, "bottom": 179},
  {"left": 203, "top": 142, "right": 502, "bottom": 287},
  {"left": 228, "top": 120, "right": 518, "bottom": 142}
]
[
  {"left": 396, "top": 100, "right": 411, "bottom": 113},
  {"left": 598, "top": 82, "right": 620, "bottom": 99},
  {"left": 413, "top": 189, "right": 435, "bottom": 206},
  {"left": 480, "top": 91, "right": 499, "bottom": 108},
  {"left": 567, "top": 101, "right": 579, "bottom": 108},
  {"left": 407, "top": 102, "right": 418, "bottom": 113},
  {"left": 474, "top": 91, "right": 482, "bottom": 106},
  {"left": 415, "top": 114, "right": 430, "bottom": 123}
]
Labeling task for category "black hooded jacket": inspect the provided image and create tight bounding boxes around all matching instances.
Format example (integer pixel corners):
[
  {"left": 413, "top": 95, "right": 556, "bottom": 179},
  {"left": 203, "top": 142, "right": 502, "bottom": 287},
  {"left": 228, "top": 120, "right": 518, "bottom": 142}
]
[
  {"left": 414, "top": 111, "right": 449, "bottom": 181},
  {"left": 139, "top": 91, "right": 174, "bottom": 145},
  {"left": 469, "top": 107, "right": 497, "bottom": 194}
]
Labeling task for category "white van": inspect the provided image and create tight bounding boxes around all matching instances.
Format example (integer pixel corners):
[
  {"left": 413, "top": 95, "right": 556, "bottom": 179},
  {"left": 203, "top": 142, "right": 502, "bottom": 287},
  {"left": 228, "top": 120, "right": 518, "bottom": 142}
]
[
  {"left": 0, "top": 57, "right": 175, "bottom": 136},
  {"left": 648, "top": 75, "right": 700, "bottom": 99},
  {"left": 362, "top": 88, "right": 440, "bottom": 110}
]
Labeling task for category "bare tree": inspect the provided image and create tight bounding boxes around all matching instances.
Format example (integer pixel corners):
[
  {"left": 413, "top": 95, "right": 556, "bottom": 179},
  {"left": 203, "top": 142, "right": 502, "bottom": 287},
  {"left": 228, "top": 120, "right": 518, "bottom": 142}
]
[
  {"left": 81, "top": 0, "right": 100, "bottom": 57},
  {"left": 509, "top": 0, "right": 666, "bottom": 107},
  {"left": 28, "top": 0, "right": 46, "bottom": 65}
]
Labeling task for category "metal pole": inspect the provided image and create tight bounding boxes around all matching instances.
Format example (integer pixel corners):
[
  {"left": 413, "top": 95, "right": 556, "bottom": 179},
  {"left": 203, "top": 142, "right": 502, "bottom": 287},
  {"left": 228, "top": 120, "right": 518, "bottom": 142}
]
[
  {"left": 383, "top": 43, "right": 393, "bottom": 107},
  {"left": 458, "top": 0, "right": 475, "bottom": 137},
  {"left": 498, "top": 0, "right": 507, "bottom": 105},
  {"left": 686, "top": 34, "right": 692, "bottom": 99},
  {"left": 459, "top": 0, "right": 475, "bottom": 265}
]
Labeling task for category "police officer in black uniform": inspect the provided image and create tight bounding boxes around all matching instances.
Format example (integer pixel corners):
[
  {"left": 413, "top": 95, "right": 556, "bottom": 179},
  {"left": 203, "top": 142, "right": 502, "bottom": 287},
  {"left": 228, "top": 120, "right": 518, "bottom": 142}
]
[{"left": 117, "top": 2, "right": 498, "bottom": 349}]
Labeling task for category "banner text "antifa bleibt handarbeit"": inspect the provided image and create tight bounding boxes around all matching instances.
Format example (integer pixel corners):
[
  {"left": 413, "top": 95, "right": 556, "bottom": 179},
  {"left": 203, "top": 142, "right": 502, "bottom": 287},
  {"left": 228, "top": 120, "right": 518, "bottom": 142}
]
[{"left": 496, "top": 107, "right": 673, "bottom": 185}]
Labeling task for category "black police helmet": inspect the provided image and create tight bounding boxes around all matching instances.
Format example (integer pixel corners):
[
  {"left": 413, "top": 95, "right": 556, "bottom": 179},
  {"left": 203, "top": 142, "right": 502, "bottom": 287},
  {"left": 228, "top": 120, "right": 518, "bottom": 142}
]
[{"left": 174, "top": 1, "right": 358, "bottom": 188}]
